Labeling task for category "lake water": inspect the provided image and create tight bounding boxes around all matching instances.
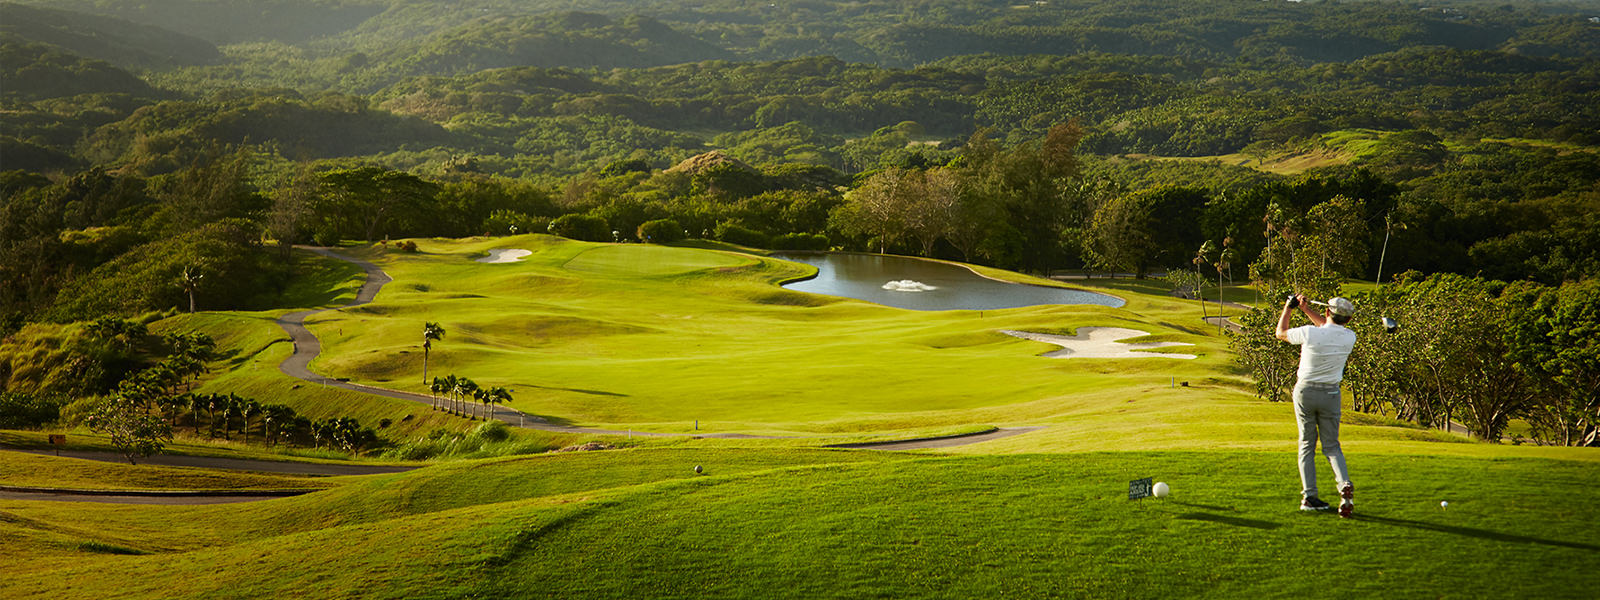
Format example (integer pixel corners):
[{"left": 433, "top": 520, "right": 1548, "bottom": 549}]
[{"left": 774, "top": 253, "right": 1125, "bottom": 311}]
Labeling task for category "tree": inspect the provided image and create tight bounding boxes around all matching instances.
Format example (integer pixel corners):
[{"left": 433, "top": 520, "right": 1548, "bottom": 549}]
[
  {"left": 1082, "top": 193, "right": 1157, "bottom": 277},
  {"left": 548, "top": 213, "right": 611, "bottom": 242},
  {"left": 176, "top": 264, "right": 204, "bottom": 313},
  {"left": 87, "top": 383, "right": 173, "bottom": 465},
  {"left": 422, "top": 322, "right": 445, "bottom": 386},
  {"left": 320, "top": 166, "right": 440, "bottom": 242},
  {"left": 958, "top": 123, "right": 1087, "bottom": 273},
  {"left": 266, "top": 163, "right": 319, "bottom": 260},
  {"left": 637, "top": 218, "right": 684, "bottom": 244},
  {"left": 832, "top": 167, "right": 917, "bottom": 254}
]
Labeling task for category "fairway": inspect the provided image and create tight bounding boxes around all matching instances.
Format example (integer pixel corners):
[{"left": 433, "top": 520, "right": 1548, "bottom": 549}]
[
  {"left": 6, "top": 239, "right": 1596, "bottom": 599},
  {"left": 301, "top": 236, "right": 1232, "bottom": 435}
]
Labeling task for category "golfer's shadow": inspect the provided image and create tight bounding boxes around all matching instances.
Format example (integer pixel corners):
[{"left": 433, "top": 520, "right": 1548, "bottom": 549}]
[
  {"left": 1350, "top": 514, "right": 1600, "bottom": 552},
  {"left": 1168, "top": 501, "right": 1282, "bottom": 530}
]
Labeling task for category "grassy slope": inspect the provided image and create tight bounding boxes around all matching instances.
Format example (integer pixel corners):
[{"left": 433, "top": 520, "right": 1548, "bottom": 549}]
[
  {"left": 6, "top": 238, "right": 1597, "bottom": 598},
  {"left": 3, "top": 451, "right": 1595, "bottom": 599},
  {"left": 0, "top": 451, "right": 337, "bottom": 491}
]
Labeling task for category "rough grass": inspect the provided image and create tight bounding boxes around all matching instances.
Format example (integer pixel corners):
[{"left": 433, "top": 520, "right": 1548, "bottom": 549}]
[{"left": 0, "top": 451, "right": 336, "bottom": 491}]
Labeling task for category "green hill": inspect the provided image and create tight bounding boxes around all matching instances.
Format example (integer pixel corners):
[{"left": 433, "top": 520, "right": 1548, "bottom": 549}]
[
  {"left": 387, "top": 12, "right": 730, "bottom": 77},
  {"left": 0, "top": 2, "right": 218, "bottom": 69}
]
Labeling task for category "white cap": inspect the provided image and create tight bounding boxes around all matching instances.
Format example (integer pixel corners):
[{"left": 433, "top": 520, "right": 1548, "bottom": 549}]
[{"left": 1315, "top": 297, "right": 1356, "bottom": 316}]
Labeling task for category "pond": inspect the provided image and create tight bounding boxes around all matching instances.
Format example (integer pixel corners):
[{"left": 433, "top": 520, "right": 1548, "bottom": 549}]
[{"left": 774, "top": 253, "right": 1125, "bottom": 311}]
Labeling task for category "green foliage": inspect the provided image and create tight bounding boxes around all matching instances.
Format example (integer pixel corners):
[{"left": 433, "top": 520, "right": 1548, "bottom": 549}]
[
  {"left": 636, "top": 218, "right": 684, "bottom": 244},
  {"left": 770, "top": 232, "right": 829, "bottom": 251},
  {"left": 0, "top": 391, "right": 66, "bottom": 428},
  {"left": 0, "top": 38, "right": 159, "bottom": 101},
  {"left": 713, "top": 221, "right": 768, "bottom": 248},
  {"left": 547, "top": 213, "right": 611, "bottom": 242},
  {"left": 86, "top": 391, "right": 173, "bottom": 464},
  {"left": 48, "top": 219, "right": 288, "bottom": 321},
  {"left": 0, "top": 4, "right": 218, "bottom": 71}
]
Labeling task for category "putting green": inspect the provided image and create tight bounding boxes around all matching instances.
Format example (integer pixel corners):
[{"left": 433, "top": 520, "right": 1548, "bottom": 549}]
[{"left": 561, "top": 244, "right": 755, "bottom": 277}]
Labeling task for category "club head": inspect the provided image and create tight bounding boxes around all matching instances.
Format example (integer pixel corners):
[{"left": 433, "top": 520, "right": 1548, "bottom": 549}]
[{"left": 1381, "top": 317, "right": 1399, "bottom": 333}]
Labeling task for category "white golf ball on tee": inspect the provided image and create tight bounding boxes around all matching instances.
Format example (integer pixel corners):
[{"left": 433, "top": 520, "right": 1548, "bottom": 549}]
[
  {"left": 1441, "top": 500, "right": 1449, "bottom": 509},
  {"left": 1153, "top": 482, "right": 1169, "bottom": 498}
]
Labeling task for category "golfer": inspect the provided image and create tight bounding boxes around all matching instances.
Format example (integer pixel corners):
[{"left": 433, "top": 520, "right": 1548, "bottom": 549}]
[{"left": 1276, "top": 294, "right": 1357, "bottom": 517}]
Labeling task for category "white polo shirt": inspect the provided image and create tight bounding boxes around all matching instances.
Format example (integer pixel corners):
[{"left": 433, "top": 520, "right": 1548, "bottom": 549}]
[{"left": 1285, "top": 323, "right": 1357, "bottom": 384}]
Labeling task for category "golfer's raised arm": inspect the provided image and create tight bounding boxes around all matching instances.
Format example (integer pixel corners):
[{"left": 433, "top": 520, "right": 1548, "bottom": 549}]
[
  {"left": 1275, "top": 295, "right": 1298, "bottom": 341},
  {"left": 1301, "top": 299, "right": 1327, "bottom": 327}
]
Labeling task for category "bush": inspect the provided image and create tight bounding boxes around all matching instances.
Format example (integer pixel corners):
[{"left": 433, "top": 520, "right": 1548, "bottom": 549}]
[
  {"left": 312, "top": 223, "right": 341, "bottom": 247},
  {"left": 396, "top": 240, "right": 419, "bottom": 252},
  {"left": 0, "top": 391, "right": 65, "bottom": 428},
  {"left": 471, "top": 420, "right": 510, "bottom": 443},
  {"left": 484, "top": 210, "right": 550, "bottom": 237},
  {"left": 637, "top": 218, "right": 685, "bottom": 244},
  {"left": 715, "top": 222, "right": 769, "bottom": 248},
  {"left": 770, "top": 232, "right": 830, "bottom": 251},
  {"left": 548, "top": 213, "right": 612, "bottom": 242}
]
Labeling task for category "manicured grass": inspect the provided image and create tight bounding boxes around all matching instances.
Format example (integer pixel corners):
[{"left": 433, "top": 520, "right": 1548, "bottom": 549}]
[
  {"left": 3, "top": 449, "right": 1595, "bottom": 599},
  {"left": 300, "top": 236, "right": 1240, "bottom": 435},
  {"left": 7, "top": 238, "right": 1599, "bottom": 598}
]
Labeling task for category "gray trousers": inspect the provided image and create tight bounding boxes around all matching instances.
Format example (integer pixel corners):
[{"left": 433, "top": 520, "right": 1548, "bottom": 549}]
[{"left": 1294, "top": 381, "right": 1351, "bottom": 499}]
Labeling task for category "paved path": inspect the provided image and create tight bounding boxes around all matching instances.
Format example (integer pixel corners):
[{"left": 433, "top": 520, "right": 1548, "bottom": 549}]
[
  {"left": 0, "top": 490, "right": 309, "bottom": 505},
  {"left": 826, "top": 427, "right": 1046, "bottom": 451},
  {"left": 6, "top": 448, "right": 416, "bottom": 475}
]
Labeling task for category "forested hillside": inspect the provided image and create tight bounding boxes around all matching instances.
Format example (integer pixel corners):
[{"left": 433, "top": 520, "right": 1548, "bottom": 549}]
[{"left": 3, "top": 0, "right": 1598, "bottom": 337}]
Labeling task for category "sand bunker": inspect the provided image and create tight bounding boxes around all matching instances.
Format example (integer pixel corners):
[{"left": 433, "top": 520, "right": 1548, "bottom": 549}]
[
  {"left": 1001, "top": 327, "right": 1197, "bottom": 359},
  {"left": 477, "top": 248, "right": 532, "bottom": 263},
  {"left": 882, "top": 280, "right": 937, "bottom": 292}
]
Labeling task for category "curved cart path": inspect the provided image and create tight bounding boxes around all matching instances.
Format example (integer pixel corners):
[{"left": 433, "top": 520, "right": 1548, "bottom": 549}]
[
  {"left": 276, "top": 246, "right": 1042, "bottom": 445},
  {"left": 0, "top": 489, "right": 310, "bottom": 505},
  {"left": 5, "top": 448, "right": 417, "bottom": 475}
]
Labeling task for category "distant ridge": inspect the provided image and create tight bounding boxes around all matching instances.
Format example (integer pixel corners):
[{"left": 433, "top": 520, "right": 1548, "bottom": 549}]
[{"left": 0, "top": 2, "right": 219, "bottom": 69}]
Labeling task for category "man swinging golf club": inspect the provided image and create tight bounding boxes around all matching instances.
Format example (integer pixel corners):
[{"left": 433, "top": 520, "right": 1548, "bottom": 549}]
[{"left": 1276, "top": 294, "right": 1357, "bottom": 518}]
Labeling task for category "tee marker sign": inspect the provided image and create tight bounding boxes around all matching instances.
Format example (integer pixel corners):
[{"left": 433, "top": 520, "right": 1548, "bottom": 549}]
[{"left": 1129, "top": 477, "right": 1154, "bottom": 500}]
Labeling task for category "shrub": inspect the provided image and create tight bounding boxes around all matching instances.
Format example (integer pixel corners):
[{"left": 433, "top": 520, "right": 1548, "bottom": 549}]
[
  {"left": 715, "top": 222, "right": 769, "bottom": 248},
  {"left": 471, "top": 420, "right": 510, "bottom": 443},
  {"left": 396, "top": 240, "right": 419, "bottom": 252},
  {"left": 637, "top": 219, "right": 685, "bottom": 244},
  {"left": 0, "top": 392, "right": 65, "bottom": 428},
  {"left": 484, "top": 210, "right": 550, "bottom": 237},
  {"left": 312, "top": 223, "right": 341, "bottom": 247},
  {"left": 770, "top": 232, "right": 830, "bottom": 251},
  {"left": 548, "top": 213, "right": 612, "bottom": 242}
]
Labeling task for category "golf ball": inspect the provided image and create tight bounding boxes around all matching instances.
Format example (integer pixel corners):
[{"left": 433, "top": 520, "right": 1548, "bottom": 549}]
[
  {"left": 1153, "top": 482, "right": 1170, "bottom": 498},
  {"left": 694, "top": 465, "right": 703, "bottom": 474},
  {"left": 1440, "top": 500, "right": 1449, "bottom": 508}
]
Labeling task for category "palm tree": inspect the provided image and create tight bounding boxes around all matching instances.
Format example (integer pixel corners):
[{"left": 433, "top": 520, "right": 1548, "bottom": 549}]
[
  {"left": 486, "top": 387, "right": 513, "bottom": 422},
  {"left": 458, "top": 378, "right": 480, "bottom": 420},
  {"left": 443, "top": 374, "right": 460, "bottom": 415},
  {"left": 241, "top": 400, "right": 262, "bottom": 444},
  {"left": 430, "top": 377, "right": 446, "bottom": 411},
  {"left": 475, "top": 387, "right": 492, "bottom": 421},
  {"left": 262, "top": 404, "right": 293, "bottom": 447},
  {"left": 1193, "top": 241, "right": 1214, "bottom": 319},
  {"left": 187, "top": 394, "right": 207, "bottom": 435},
  {"left": 422, "top": 322, "right": 445, "bottom": 386},
  {"left": 177, "top": 265, "right": 203, "bottom": 313},
  {"left": 1214, "top": 239, "right": 1237, "bottom": 332}
]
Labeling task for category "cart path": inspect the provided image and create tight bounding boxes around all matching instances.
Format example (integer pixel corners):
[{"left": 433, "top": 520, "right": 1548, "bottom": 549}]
[
  {"left": 825, "top": 427, "right": 1046, "bottom": 450},
  {"left": 5, "top": 448, "right": 417, "bottom": 475}
]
